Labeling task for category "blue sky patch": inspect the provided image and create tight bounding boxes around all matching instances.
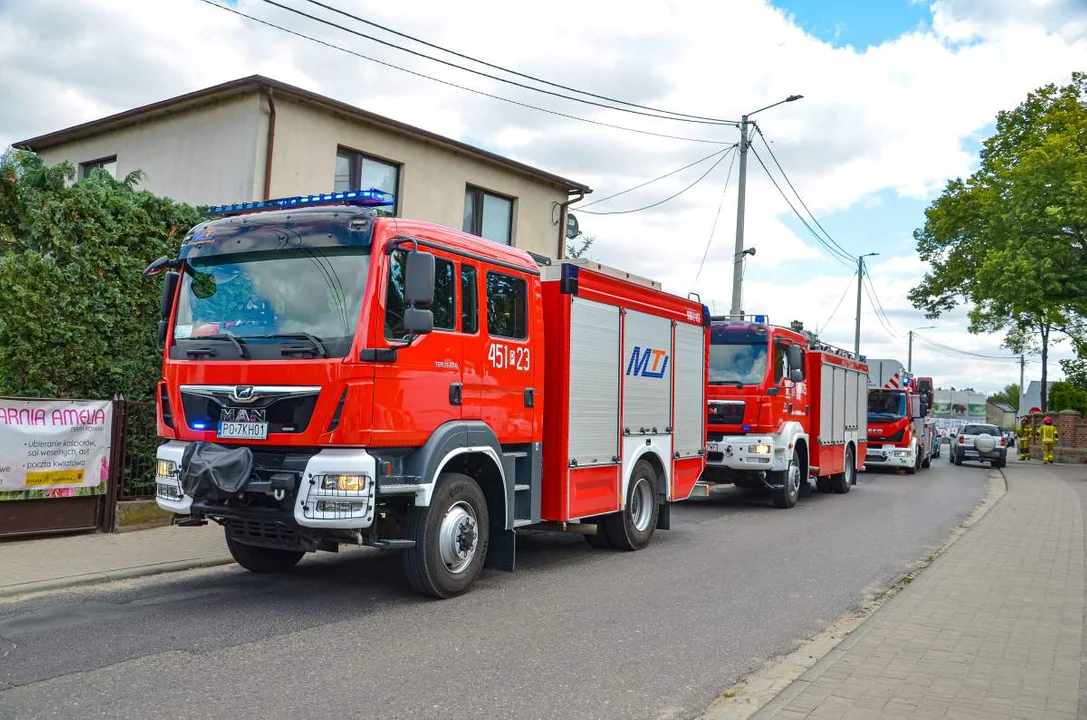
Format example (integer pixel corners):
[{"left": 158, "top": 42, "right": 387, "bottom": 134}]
[{"left": 771, "top": 0, "right": 932, "bottom": 48}]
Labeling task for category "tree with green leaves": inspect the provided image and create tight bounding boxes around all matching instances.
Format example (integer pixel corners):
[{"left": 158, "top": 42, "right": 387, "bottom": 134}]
[
  {"left": 909, "top": 73, "right": 1087, "bottom": 413},
  {"left": 565, "top": 234, "right": 595, "bottom": 259},
  {"left": 987, "top": 383, "right": 1020, "bottom": 410},
  {"left": 0, "top": 150, "right": 202, "bottom": 400}
]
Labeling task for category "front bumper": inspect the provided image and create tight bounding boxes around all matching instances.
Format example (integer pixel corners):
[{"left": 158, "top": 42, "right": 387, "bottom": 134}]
[
  {"left": 706, "top": 435, "right": 779, "bottom": 471},
  {"left": 154, "top": 440, "right": 377, "bottom": 530},
  {"left": 865, "top": 445, "right": 914, "bottom": 468}
]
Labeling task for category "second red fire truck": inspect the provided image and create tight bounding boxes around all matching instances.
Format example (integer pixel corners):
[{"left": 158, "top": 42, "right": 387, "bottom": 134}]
[
  {"left": 695, "top": 316, "right": 868, "bottom": 508},
  {"left": 146, "top": 190, "right": 707, "bottom": 598}
]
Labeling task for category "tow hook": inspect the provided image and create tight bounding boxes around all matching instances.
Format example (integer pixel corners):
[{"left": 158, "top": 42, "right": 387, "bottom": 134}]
[{"left": 273, "top": 488, "right": 286, "bottom": 501}]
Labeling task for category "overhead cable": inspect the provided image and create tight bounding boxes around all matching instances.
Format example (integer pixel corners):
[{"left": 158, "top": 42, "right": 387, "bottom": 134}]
[
  {"left": 198, "top": 0, "right": 730, "bottom": 145},
  {"left": 579, "top": 146, "right": 736, "bottom": 215},
  {"left": 862, "top": 268, "right": 899, "bottom": 336},
  {"left": 913, "top": 333, "right": 1024, "bottom": 361},
  {"left": 580, "top": 146, "right": 734, "bottom": 209},
  {"left": 862, "top": 274, "right": 899, "bottom": 338},
  {"left": 691, "top": 149, "right": 740, "bottom": 289},
  {"left": 818, "top": 272, "right": 858, "bottom": 336}
]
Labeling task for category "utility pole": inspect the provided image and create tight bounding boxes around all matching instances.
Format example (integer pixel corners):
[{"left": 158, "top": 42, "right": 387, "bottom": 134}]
[
  {"left": 729, "top": 116, "right": 750, "bottom": 318},
  {"left": 854, "top": 253, "right": 878, "bottom": 356},
  {"left": 728, "top": 94, "right": 804, "bottom": 318},
  {"left": 1019, "top": 355, "right": 1026, "bottom": 417},
  {"left": 908, "top": 331, "right": 914, "bottom": 373}
]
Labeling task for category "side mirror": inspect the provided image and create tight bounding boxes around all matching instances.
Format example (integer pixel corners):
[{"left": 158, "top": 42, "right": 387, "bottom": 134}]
[
  {"left": 786, "top": 345, "right": 802, "bottom": 370},
  {"left": 143, "top": 255, "right": 173, "bottom": 278},
  {"left": 161, "top": 271, "right": 179, "bottom": 319},
  {"left": 404, "top": 250, "right": 435, "bottom": 307},
  {"left": 790, "top": 368, "right": 804, "bottom": 383},
  {"left": 403, "top": 307, "right": 434, "bottom": 335}
]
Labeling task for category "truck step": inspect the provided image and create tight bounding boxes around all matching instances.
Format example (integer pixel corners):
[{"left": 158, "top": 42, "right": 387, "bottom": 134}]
[
  {"left": 504, "top": 451, "right": 528, "bottom": 459},
  {"left": 514, "top": 484, "right": 531, "bottom": 491},
  {"left": 513, "top": 519, "right": 535, "bottom": 528}
]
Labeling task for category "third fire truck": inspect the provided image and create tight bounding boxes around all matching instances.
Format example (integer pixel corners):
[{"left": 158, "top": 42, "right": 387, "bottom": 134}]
[
  {"left": 696, "top": 316, "right": 868, "bottom": 508},
  {"left": 864, "top": 359, "right": 936, "bottom": 473}
]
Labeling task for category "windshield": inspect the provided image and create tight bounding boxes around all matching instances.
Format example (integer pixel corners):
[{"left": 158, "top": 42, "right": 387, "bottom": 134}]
[
  {"left": 709, "top": 340, "right": 769, "bottom": 385},
  {"left": 868, "top": 390, "right": 907, "bottom": 421},
  {"left": 173, "top": 247, "right": 369, "bottom": 358},
  {"left": 963, "top": 425, "right": 1000, "bottom": 436}
]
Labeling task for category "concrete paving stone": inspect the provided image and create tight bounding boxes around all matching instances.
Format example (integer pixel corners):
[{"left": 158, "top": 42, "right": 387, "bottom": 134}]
[{"left": 880, "top": 699, "right": 920, "bottom": 717}]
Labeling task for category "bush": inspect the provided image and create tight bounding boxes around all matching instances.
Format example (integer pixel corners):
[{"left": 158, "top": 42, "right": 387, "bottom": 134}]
[
  {"left": 0, "top": 151, "right": 202, "bottom": 400},
  {"left": 1049, "top": 382, "right": 1087, "bottom": 416}
]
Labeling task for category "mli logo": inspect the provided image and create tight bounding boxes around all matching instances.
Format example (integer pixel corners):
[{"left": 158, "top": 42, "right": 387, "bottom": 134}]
[{"left": 626, "top": 346, "right": 670, "bottom": 378}]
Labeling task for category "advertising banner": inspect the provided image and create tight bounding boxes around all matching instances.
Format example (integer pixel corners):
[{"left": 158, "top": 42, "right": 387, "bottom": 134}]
[{"left": 0, "top": 399, "right": 113, "bottom": 501}]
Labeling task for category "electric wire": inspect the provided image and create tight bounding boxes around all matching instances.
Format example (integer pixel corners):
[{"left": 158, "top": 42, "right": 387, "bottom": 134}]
[
  {"left": 817, "top": 271, "right": 858, "bottom": 336},
  {"left": 862, "top": 267, "right": 899, "bottom": 336},
  {"left": 748, "top": 146, "right": 854, "bottom": 268},
  {"left": 578, "top": 146, "right": 736, "bottom": 215},
  {"left": 753, "top": 126, "right": 855, "bottom": 261},
  {"left": 298, "top": 0, "right": 738, "bottom": 125},
  {"left": 862, "top": 274, "right": 899, "bottom": 338},
  {"left": 580, "top": 146, "right": 734, "bottom": 209},
  {"left": 690, "top": 148, "right": 739, "bottom": 289},
  {"left": 913, "top": 333, "right": 1025, "bottom": 361},
  {"left": 261, "top": 0, "right": 736, "bottom": 127},
  {"left": 198, "top": 0, "right": 730, "bottom": 145}
]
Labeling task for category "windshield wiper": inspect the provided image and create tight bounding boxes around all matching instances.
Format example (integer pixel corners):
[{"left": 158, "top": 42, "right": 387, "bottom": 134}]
[
  {"left": 186, "top": 332, "right": 250, "bottom": 359},
  {"left": 263, "top": 332, "right": 329, "bottom": 358}
]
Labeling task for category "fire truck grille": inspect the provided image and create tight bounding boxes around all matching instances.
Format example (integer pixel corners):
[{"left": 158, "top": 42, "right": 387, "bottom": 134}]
[
  {"left": 181, "top": 390, "right": 319, "bottom": 434},
  {"left": 869, "top": 429, "right": 905, "bottom": 444},
  {"left": 225, "top": 518, "right": 303, "bottom": 551},
  {"left": 708, "top": 401, "right": 745, "bottom": 425}
]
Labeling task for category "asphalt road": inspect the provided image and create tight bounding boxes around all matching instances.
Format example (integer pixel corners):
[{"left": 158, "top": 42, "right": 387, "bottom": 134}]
[{"left": 0, "top": 455, "right": 988, "bottom": 719}]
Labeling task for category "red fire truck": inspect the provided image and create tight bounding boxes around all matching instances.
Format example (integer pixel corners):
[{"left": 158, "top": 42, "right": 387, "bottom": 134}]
[
  {"left": 694, "top": 316, "right": 868, "bottom": 508},
  {"left": 144, "top": 191, "right": 707, "bottom": 598},
  {"left": 864, "top": 359, "right": 936, "bottom": 473}
]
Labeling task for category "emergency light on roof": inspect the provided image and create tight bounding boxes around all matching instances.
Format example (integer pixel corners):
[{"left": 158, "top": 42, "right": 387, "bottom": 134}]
[
  {"left": 753, "top": 315, "right": 767, "bottom": 324},
  {"left": 206, "top": 188, "right": 395, "bottom": 216}
]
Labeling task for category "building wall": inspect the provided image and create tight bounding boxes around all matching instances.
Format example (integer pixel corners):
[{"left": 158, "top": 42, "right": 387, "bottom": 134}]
[
  {"left": 268, "top": 96, "right": 567, "bottom": 258},
  {"left": 35, "top": 93, "right": 264, "bottom": 206},
  {"left": 986, "top": 403, "right": 1016, "bottom": 428}
]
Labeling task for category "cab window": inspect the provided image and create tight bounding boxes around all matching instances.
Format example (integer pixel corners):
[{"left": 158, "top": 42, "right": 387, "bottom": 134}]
[
  {"left": 772, "top": 341, "right": 804, "bottom": 383},
  {"left": 486, "top": 271, "right": 527, "bottom": 339},
  {"left": 461, "top": 263, "right": 478, "bottom": 334},
  {"left": 386, "top": 250, "right": 455, "bottom": 339}
]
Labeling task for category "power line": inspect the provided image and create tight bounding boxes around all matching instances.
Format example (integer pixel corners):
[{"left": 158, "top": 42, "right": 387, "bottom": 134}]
[
  {"left": 579, "top": 146, "right": 736, "bottom": 215},
  {"left": 818, "top": 271, "right": 858, "bottom": 335},
  {"left": 862, "top": 274, "right": 899, "bottom": 338},
  {"left": 913, "top": 333, "right": 1024, "bottom": 361},
  {"left": 580, "top": 147, "right": 733, "bottom": 209},
  {"left": 753, "top": 126, "right": 855, "bottom": 261},
  {"left": 198, "top": 0, "right": 730, "bottom": 145},
  {"left": 748, "top": 146, "right": 854, "bottom": 268},
  {"left": 299, "top": 0, "right": 738, "bottom": 125},
  {"left": 691, "top": 149, "right": 740, "bottom": 289},
  {"left": 862, "top": 268, "right": 899, "bottom": 336},
  {"left": 261, "top": 0, "right": 736, "bottom": 128}
]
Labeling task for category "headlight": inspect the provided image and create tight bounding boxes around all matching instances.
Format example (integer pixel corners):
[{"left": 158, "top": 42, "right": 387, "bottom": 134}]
[
  {"left": 318, "top": 474, "right": 369, "bottom": 492},
  {"left": 156, "top": 482, "right": 183, "bottom": 501},
  {"left": 748, "top": 443, "right": 773, "bottom": 455},
  {"left": 894, "top": 450, "right": 911, "bottom": 457},
  {"left": 156, "top": 459, "right": 178, "bottom": 479}
]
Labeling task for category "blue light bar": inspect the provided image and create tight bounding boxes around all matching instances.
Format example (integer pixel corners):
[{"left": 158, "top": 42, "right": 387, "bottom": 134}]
[
  {"left": 753, "top": 315, "right": 767, "bottom": 324},
  {"left": 206, "top": 188, "right": 395, "bottom": 216}
]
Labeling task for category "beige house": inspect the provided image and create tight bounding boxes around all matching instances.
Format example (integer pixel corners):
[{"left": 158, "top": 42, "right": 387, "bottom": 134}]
[{"left": 15, "top": 75, "right": 590, "bottom": 259}]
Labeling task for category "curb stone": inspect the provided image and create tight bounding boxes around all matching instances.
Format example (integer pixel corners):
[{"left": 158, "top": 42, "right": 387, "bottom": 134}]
[
  {"left": 0, "top": 557, "right": 234, "bottom": 602},
  {"left": 702, "top": 469, "right": 1008, "bottom": 720}
]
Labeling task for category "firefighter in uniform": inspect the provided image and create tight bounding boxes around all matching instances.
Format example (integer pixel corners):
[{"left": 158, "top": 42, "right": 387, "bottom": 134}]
[
  {"left": 1016, "top": 417, "right": 1033, "bottom": 461},
  {"left": 1037, "top": 416, "right": 1059, "bottom": 464}
]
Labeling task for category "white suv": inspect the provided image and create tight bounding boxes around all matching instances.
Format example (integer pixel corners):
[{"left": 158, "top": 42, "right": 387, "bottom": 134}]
[{"left": 951, "top": 423, "right": 1007, "bottom": 468}]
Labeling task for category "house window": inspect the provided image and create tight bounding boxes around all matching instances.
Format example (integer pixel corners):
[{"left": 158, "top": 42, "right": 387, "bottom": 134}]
[
  {"left": 486, "top": 271, "right": 527, "bottom": 339},
  {"left": 79, "top": 156, "right": 117, "bottom": 179},
  {"left": 333, "top": 147, "right": 400, "bottom": 216},
  {"left": 463, "top": 186, "right": 514, "bottom": 245},
  {"left": 385, "top": 250, "right": 455, "bottom": 340}
]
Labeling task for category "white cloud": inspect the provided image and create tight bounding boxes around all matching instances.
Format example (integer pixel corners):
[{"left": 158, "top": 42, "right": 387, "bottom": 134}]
[{"left": 0, "top": 0, "right": 1083, "bottom": 393}]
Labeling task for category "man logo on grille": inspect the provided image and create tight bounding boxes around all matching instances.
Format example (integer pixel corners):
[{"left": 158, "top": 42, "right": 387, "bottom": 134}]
[{"left": 231, "top": 385, "right": 256, "bottom": 402}]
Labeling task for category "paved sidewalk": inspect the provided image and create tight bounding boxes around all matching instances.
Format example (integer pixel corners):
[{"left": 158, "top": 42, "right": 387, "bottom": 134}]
[
  {"left": 0, "top": 522, "right": 231, "bottom": 599},
  {"left": 752, "top": 461, "right": 1084, "bottom": 720}
]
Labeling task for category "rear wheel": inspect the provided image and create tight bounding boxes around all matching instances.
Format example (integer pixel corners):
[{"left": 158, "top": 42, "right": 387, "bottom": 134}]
[
  {"left": 583, "top": 516, "right": 611, "bottom": 549},
  {"left": 403, "top": 472, "right": 489, "bottom": 599},
  {"left": 604, "top": 460, "right": 659, "bottom": 551},
  {"left": 832, "top": 447, "right": 855, "bottom": 494},
  {"left": 954, "top": 451, "right": 963, "bottom": 466},
  {"left": 771, "top": 450, "right": 801, "bottom": 509},
  {"left": 225, "top": 526, "right": 304, "bottom": 574}
]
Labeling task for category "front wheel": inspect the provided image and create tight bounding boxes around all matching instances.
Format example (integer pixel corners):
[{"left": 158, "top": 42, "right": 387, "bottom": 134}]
[
  {"left": 832, "top": 447, "right": 855, "bottom": 494},
  {"left": 771, "top": 449, "right": 801, "bottom": 509},
  {"left": 225, "top": 526, "right": 304, "bottom": 574},
  {"left": 604, "top": 459, "right": 659, "bottom": 551},
  {"left": 403, "top": 472, "right": 489, "bottom": 599}
]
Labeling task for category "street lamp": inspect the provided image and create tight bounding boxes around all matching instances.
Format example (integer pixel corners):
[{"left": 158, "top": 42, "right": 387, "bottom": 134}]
[
  {"left": 854, "top": 252, "right": 879, "bottom": 355},
  {"left": 729, "top": 95, "right": 804, "bottom": 318},
  {"left": 907, "top": 326, "right": 937, "bottom": 373}
]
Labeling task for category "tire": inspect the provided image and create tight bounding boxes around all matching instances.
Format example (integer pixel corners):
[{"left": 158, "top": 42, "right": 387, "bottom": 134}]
[
  {"left": 921, "top": 451, "right": 931, "bottom": 469},
  {"left": 403, "top": 472, "right": 489, "bottom": 599},
  {"left": 583, "top": 516, "right": 611, "bottom": 549},
  {"left": 604, "top": 459, "right": 660, "bottom": 551},
  {"left": 771, "top": 449, "right": 801, "bottom": 509},
  {"left": 832, "top": 447, "right": 855, "bottom": 494},
  {"left": 954, "top": 452, "right": 962, "bottom": 466},
  {"left": 225, "top": 526, "right": 304, "bottom": 574},
  {"left": 992, "top": 459, "right": 1006, "bottom": 469},
  {"left": 815, "top": 476, "right": 832, "bottom": 493}
]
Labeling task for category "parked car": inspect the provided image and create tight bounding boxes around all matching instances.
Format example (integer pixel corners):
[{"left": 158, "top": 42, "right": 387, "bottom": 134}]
[
  {"left": 931, "top": 432, "right": 942, "bottom": 458},
  {"left": 950, "top": 423, "right": 1007, "bottom": 468}
]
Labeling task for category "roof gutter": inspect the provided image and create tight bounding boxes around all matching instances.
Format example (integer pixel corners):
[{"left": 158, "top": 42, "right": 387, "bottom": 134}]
[
  {"left": 263, "top": 86, "right": 277, "bottom": 201},
  {"left": 556, "top": 188, "right": 587, "bottom": 259}
]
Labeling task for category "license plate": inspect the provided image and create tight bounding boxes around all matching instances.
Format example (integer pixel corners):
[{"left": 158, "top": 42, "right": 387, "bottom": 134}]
[
  {"left": 707, "top": 441, "right": 720, "bottom": 452},
  {"left": 218, "top": 421, "right": 268, "bottom": 440}
]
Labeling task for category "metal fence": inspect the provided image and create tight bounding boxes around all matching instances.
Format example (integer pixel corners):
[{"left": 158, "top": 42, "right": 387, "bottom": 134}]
[{"left": 119, "top": 401, "right": 159, "bottom": 499}]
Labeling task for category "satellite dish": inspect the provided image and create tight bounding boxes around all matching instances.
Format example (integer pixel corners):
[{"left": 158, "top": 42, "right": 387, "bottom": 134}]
[{"left": 566, "top": 213, "right": 580, "bottom": 240}]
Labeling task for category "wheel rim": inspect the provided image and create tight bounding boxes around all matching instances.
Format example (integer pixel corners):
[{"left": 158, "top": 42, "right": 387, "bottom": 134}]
[
  {"left": 629, "top": 476, "right": 654, "bottom": 532},
  {"left": 845, "top": 451, "right": 855, "bottom": 485},
  {"left": 787, "top": 460, "right": 800, "bottom": 497},
  {"left": 438, "top": 501, "right": 478, "bottom": 574}
]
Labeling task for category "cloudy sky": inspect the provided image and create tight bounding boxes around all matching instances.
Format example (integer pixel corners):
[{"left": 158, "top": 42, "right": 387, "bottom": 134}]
[{"left": 2, "top": 0, "right": 1085, "bottom": 394}]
